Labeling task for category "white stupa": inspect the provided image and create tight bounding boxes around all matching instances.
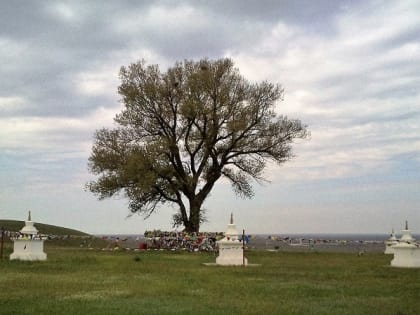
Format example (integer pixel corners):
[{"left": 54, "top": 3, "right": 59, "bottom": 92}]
[
  {"left": 10, "top": 211, "right": 47, "bottom": 261},
  {"left": 216, "top": 213, "right": 248, "bottom": 266},
  {"left": 391, "top": 221, "right": 420, "bottom": 268},
  {"left": 384, "top": 228, "right": 398, "bottom": 254},
  {"left": 399, "top": 220, "right": 415, "bottom": 243}
]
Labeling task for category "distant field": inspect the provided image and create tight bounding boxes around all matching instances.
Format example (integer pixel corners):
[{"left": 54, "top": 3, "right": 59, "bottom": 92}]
[{"left": 0, "top": 248, "right": 419, "bottom": 315}]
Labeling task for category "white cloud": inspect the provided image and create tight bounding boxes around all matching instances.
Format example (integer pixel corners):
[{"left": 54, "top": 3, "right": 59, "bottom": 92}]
[
  {"left": 229, "top": 1, "right": 420, "bottom": 184},
  {"left": 147, "top": 4, "right": 210, "bottom": 32},
  {"left": 74, "top": 48, "right": 167, "bottom": 97},
  {"left": 0, "top": 38, "right": 28, "bottom": 75},
  {"left": 336, "top": 1, "right": 420, "bottom": 48},
  {"left": 0, "top": 105, "right": 120, "bottom": 154},
  {"left": 0, "top": 37, "right": 25, "bottom": 55},
  {"left": 114, "top": 4, "right": 210, "bottom": 36},
  {"left": 46, "top": 3, "right": 77, "bottom": 22},
  {"left": 75, "top": 67, "right": 118, "bottom": 97},
  {"left": 0, "top": 96, "right": 26, "bottom": 111}
]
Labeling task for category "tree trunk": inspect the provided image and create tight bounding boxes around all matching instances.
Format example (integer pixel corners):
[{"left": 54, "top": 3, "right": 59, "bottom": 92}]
[
  {"left": 183, "top": 200, "right": 201, "bottom": 233},
  {"left": 184, "top": 221, "right": 199, "bottom": 233}
]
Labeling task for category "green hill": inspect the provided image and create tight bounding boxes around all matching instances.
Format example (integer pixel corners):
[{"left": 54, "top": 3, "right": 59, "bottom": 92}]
[
  {"left": 0, "top": 219, "right": 89, "bottom": 236},
  {"left": 0, "top": 220, "right": 111, "bottom": 249}
]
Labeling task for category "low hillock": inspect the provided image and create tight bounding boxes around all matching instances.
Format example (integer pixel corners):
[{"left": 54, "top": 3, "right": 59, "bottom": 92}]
[
  {"left": 0, "top": 219, "right": 109, "bottom": 249},
  {"left": 0, "top": 219, "right": 88, "bottom": 236}
]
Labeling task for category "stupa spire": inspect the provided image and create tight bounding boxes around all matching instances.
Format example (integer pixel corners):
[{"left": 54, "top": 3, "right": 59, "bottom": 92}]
[
  {"left": 230, "top": 213, "right": 234, "bottom": 224},
  {"left": 405, "top": 220, "right": 408, "bottom": 230},
  {"left": 28, "top": 210, "right": 31, "bottom": 221}
]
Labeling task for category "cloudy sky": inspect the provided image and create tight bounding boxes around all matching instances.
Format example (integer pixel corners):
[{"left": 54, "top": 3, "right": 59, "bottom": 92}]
[{"left": 1, "top": 0, "right": 419, "bottom": 235}]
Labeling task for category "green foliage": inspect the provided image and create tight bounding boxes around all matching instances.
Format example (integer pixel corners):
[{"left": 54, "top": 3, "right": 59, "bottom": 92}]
[
  {"left": 0, "top": 250, "right": 419, "bottom": 314},
  {"left": 87, "top": 58, "right": 308, "bottom": 231}
]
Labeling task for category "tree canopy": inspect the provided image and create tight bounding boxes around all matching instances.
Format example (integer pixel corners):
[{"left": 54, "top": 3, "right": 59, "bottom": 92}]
[{"left": 87, "top": 58, "right": 308, "bottom": 232}]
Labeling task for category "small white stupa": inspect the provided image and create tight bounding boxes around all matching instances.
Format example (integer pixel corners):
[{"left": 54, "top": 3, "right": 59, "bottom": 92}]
[
  {"left": 10, "top": 211, "right": 47, "bottom": 261},
  {"left": 399, "top": 220, "right": 415, "bottom": 243},
  {"left": 391, "top": 221, "right": 420, "bottom": 268},
  {"left": 216, "top": 213, "right": 248, "bottom": 266},
  {"left": 384, "top": 228, "right": 398, "bottom": 254}
]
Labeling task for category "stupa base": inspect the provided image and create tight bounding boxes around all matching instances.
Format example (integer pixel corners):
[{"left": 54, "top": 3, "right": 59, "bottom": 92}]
[
  {"left": 10, "top": 239, "right": 47, "bottom": 261},
  {"left": 10, "top": 253, "right": 47, "bottom": 261},
  {"left": 390, "top": 243, "right": 420, "bottom": 268},
  {"left": 384, "top": 245, "right": 395, "bottom": 254},
  {"left": 216, "top": 257, "right": 248, "bottom": 266}
]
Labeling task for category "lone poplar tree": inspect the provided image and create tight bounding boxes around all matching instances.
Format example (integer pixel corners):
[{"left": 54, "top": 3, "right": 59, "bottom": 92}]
[{"left": 87, "top": 58, "right": 308, "bottom": 232}]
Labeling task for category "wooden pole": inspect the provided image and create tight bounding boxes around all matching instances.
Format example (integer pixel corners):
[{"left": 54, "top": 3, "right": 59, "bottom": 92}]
[
  {"left": 242, "top": 229, "right": 245, "bottom": 267},
  {"left": 0, "top": 227, "right": 4, "bottom": 260}
]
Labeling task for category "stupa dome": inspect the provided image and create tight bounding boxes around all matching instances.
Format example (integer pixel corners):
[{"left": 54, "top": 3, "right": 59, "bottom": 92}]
[
  {"left": 388, "top": 229, "right": 397, "bottom": 241},
  {"left": 20, "top": 211, "right": 39, "bottom": 235},
  {"left": 400, "top": 220, "right": 415, "bottom": 243}
]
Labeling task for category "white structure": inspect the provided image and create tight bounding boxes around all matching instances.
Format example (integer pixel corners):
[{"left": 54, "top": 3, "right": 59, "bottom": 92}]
[
  {"left": 391, "top": 221, "right": 420, "bottom": 268},
  {"left": 216, "top": 214, "right": 247, "bottom": 266},
  {"left": 399, "top": 221, "right": 415, "bottom": 243},
  {"left": 10, "top": 211, "right": 47, "bottom": 261},
  {"left": 384, "top": 229, "right": 398, "bottom": 254}
]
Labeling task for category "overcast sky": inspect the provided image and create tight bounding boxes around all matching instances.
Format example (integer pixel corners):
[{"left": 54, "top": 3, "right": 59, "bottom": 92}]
[{"left": 1, "top": 0, "right": 419, "bottom": 235}]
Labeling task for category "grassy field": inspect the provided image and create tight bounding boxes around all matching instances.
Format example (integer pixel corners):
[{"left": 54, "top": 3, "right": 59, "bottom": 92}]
[{"left": 0, "top": 246, "right": 419, "bottom": 315}]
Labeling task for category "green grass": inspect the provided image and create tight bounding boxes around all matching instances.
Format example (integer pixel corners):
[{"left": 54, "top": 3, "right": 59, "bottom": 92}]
[{"left": 0, "top": 249, "right": 419, "bottom": 315}]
